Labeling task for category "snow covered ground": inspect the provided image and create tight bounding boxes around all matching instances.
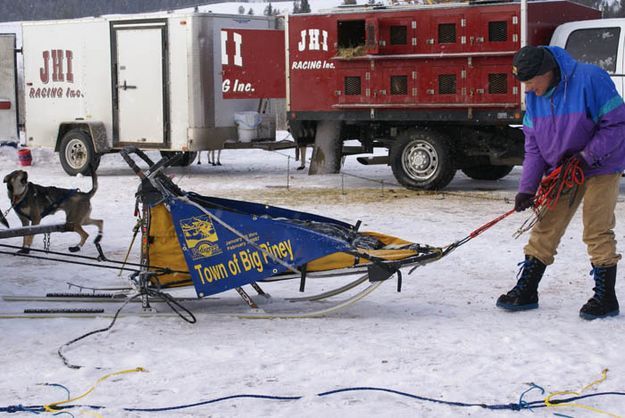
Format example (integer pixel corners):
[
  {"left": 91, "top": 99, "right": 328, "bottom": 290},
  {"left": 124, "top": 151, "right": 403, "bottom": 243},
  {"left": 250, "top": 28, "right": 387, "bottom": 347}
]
[{"left": 1, "top": 144, "right": 625, "bottom": 418}]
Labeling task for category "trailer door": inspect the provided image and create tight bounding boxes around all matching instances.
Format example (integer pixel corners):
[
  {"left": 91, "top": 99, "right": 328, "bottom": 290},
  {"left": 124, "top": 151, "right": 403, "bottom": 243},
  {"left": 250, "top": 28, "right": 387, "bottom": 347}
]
[
  {"left": 0, "top": 34, "right": 18, "bottom": 142},
  {"left": 111, "top": 20, "right": 168, "bottom": 147}
]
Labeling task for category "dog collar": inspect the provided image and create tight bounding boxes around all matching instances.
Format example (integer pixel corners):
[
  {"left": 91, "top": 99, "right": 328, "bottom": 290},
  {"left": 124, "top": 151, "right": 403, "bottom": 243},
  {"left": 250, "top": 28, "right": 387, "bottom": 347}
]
[{"left": 11, "top": 182, "right": 30, "bottom": 207}]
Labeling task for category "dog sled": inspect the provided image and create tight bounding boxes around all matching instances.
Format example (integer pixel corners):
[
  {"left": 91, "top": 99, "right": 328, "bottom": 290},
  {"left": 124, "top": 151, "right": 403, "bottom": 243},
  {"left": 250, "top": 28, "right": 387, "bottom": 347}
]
[{"left": 119, "top": 147, "right": 453, "bottom": 318}]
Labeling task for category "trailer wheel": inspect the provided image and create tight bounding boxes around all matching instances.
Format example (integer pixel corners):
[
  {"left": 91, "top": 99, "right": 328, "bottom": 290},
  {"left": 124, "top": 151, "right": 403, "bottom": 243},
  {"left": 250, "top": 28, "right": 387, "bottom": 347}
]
[
  {"left": 59, "top": 129, "right": 100, "bottom": 176},
  {"left": 160, "top": 151, "right": 197, "bottom": 167},
  {"left": 390, "top": 129, "right": 456, "bottom": 190},
  {"left": 461, "top": 165, "right": 514, "bottom": 181}
]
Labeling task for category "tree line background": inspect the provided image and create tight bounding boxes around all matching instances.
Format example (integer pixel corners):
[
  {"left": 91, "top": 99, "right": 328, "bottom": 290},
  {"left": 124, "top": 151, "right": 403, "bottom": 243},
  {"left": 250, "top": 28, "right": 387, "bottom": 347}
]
[
  {"left": 0, "top": 0, "right": 621, "bottom": 23},
  {"left": 0, "top": 0, "right": 310, "bottom": 22}
]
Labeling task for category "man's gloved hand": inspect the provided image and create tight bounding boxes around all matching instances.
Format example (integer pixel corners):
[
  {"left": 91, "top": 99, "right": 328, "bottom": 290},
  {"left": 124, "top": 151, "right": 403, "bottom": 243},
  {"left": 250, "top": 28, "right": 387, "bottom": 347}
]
[
  {"left": 572, "top": 152, "right": 590, "bottom": 170},
  {"left": 514, "top": 192, "right": 534, "bottom": 212}
]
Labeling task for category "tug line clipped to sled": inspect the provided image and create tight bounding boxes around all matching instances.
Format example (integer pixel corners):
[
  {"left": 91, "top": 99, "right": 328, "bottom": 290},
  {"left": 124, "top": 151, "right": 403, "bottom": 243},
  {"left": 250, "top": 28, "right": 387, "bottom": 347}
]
[{"left": 1, "top": 368, "right": 622, "bottom": 417}]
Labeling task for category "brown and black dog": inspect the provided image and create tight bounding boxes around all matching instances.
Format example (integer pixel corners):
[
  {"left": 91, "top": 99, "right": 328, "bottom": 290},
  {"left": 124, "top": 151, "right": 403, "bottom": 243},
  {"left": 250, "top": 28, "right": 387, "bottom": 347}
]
[{"left": 3, "top": 170, "right": 103, "bottom": 253}]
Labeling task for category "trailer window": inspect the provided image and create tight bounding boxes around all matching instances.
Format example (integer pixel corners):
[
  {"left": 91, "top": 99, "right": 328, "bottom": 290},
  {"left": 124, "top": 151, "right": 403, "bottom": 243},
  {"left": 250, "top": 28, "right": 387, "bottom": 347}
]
[
  {"left": 391, "top": 76, "right": 408, "bottom": 95},
  {"left": 390, "top": 25, "right": 408, "bottom": 45},
  {"left": 488, "top": 73, "right": 508, "bottom": 94},
  {"left": 338, "top": 20, "right": 366, "bottom": 48},
  {"left": 439, "top": 74, "right": 456, "bottom": 94},
  {"left": 565, "top": 27, "right": 620, "bottom": 73},
  {"left": 345, "top": 76, "right": 362, "bottom": 95},
  {"left": 488, "top": 21, "right": 507, "bottom": 42},
  {"left": 438, "top": 23, "right": 456, "bottom": 44}
]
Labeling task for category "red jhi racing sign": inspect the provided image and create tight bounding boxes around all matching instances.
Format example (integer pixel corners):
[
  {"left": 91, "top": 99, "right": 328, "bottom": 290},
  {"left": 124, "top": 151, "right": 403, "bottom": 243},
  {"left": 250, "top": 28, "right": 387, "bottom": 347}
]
[
  {"left": 221, "top": 29, "right": 286, "bottom": 99},
  {"left": 29, "top": 49, "right": 84, "bottom": 99}
]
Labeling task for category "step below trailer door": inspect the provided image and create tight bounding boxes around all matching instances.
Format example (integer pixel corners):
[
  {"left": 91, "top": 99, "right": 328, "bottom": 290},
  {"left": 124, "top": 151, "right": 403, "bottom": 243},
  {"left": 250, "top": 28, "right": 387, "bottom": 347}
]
[
  {"left": 0, "top": 34, "right": 18, "bottom": 142},
  {"left": 111, "top": 20, "right": 168, "bottom": 147}
]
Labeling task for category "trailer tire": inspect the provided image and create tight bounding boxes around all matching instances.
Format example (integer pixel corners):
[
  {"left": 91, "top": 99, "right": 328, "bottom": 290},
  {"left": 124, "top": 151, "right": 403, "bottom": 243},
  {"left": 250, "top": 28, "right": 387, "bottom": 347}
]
[
  {"left": 461, "top": 165, "right": 514, "bottom": 181},
  {"left": 160, "top": 151, "right": 197, "bottom": 166},
  {"left": 59, "top": 129, "right": 100, "bottom": 176},
  {"left": 390, "top": 129, "right": 456, "bottom": 190}
]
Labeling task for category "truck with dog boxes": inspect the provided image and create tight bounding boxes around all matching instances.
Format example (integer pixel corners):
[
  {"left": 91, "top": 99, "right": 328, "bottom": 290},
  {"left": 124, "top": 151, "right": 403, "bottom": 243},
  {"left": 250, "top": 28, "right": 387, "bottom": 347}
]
[
  {"left": 284, "top": 0, "right": 601, "bottom": 189},
  {"left": 0, "top": 12, "right": 285, "bottom": 175}
]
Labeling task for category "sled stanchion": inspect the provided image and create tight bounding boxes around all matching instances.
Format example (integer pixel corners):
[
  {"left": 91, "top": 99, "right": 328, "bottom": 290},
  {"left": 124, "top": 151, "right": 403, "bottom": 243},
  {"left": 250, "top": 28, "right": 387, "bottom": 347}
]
[
  {"left": 287, "top": 273, "right": 369, "bottom": 302},
  {"left": 251, "top": 283, "right": 269, "bottom": 298},
  {"left": 299, "top": 264, "right": 307, "bottom": 292},
  {"left": 235, "top": 287, "right": 260, "bottom": 310}
]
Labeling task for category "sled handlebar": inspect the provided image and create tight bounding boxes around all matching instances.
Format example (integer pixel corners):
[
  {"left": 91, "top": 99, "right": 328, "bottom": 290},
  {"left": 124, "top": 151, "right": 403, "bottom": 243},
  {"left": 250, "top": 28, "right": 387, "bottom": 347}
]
[{"left": 119, "top": 146, "right": 183, "bottom": 179}]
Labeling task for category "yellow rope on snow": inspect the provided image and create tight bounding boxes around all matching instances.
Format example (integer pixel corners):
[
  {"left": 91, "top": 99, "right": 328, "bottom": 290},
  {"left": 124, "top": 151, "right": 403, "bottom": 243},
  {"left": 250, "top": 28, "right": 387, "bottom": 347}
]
[
  {"left": 545, "top": 369, "right": 623, "bottom": 418},
  {"left": 43, "top": 367, "right": 147, "bottom": 413}
]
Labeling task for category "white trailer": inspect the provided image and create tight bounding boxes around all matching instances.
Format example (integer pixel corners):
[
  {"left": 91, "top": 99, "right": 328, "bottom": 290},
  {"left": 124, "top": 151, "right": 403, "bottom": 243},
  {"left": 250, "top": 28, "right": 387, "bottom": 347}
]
[{"left": 0, "top": 13, "right": 281, "bottom": 175}]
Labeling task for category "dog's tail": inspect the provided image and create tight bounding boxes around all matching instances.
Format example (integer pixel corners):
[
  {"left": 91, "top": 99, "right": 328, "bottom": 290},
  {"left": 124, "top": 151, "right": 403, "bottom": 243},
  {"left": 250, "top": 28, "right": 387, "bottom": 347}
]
[{"left": 86, "top": 165, "right": 98, "bottom": 198}]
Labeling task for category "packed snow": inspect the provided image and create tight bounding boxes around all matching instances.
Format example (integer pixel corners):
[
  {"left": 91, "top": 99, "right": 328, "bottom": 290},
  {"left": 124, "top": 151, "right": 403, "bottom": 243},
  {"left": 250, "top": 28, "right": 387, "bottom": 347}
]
[{"left": 1, "top": 142, "right": 625, "bottom": 418}]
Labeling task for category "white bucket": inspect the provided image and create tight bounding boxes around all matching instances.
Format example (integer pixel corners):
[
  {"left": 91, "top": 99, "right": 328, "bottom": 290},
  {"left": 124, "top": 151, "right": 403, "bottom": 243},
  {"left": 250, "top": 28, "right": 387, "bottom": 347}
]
[
  {"left": 234, "top": 111, "right": 261, "bottom": 143},
  {"left": 237, "top": 127, "right": 257, "bottom": 143}
]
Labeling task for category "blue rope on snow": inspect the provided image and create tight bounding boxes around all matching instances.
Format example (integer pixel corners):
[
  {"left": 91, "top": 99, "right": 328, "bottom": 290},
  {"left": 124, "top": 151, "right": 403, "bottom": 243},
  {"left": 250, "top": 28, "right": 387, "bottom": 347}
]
[
  {"left": 0, "top": 404, "right": 43, "bottom": 414},
  {"left": 4, "top": 388, "right": 625, "bottom": 414},
  {"left": 124, "top": 394, "right": 303, "bottom": 412},
  {"left": 318, "top": 387, "right": 527, "bottom": 410},
  {"left": 518, "top": 383, "right": 545, "bottom": 411}
]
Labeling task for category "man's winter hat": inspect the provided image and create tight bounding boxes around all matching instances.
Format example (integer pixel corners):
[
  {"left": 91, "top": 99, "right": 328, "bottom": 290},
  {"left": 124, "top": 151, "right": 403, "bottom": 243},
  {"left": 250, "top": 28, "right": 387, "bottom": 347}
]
[{"left": 512, "top": 46, "right": 557, "bottom": 81}]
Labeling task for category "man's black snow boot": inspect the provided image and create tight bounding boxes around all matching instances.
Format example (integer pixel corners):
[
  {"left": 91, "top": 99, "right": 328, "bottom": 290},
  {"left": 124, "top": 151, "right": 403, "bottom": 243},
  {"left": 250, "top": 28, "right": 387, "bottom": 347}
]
[
  {"left": 496, "top": 256, "right": 546, "bottom": 311},
  {"left": 580, "top": 265, "right": 619, "bottom": 320}
]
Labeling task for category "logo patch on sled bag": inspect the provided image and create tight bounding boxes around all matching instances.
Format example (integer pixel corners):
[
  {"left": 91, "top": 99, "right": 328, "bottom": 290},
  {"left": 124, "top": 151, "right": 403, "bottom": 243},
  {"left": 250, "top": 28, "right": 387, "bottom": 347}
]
[{"left": 179, "top": 215, "right": 222, "bottom": 260}]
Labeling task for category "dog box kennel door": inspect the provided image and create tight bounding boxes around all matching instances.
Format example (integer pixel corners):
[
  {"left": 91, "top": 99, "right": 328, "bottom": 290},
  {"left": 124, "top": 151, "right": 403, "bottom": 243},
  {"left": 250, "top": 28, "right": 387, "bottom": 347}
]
[
  {"left": 111, "top": 20, "right": 169, "bottom": 147},
  {"left": 0, "top": 34, "right": 18, "bottom": 142}
]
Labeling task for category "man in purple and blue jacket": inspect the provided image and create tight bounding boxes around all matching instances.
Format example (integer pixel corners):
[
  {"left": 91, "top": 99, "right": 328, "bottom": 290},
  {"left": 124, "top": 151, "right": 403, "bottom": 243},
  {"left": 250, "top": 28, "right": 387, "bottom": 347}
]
[{"left": 496, "top": 45, "right": 625, "bottom": 319}]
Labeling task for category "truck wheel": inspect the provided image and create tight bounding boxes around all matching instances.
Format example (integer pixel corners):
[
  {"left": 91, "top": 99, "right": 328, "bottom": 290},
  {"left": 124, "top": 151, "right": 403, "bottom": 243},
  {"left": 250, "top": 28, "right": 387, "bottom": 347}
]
[
  {"left": 390, "top": 129, "right": 456, "bottom": 190},
  {"left": 461, "top": 165, "right": 514, "bottom": 181},
  {"left": 59, "top": 129, "right": 100, "bottom": 176},
  {"left": 160, "top": 151, "right": 197, "bottom": 166}
]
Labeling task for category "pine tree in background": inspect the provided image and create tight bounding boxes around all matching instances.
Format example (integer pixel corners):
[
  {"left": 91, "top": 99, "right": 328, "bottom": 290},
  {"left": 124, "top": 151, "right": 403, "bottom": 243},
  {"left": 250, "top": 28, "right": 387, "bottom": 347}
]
[
  {"left": 238, "top": 5, "right": 245, "bottom": 14},
  {"left": 293, "top": 0, "right": 310, "bottom": 14},
  {"left": 264, "top": 2, "right": 273, "bottom": 16},
  {"left": 247, "top": 7, "right": 254, "bottom": 15}
]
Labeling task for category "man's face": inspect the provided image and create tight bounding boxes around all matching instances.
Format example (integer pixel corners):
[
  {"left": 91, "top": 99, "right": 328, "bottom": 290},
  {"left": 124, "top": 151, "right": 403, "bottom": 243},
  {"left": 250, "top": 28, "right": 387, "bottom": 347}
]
[{"left": 523, "top": 71, "right": 554, "bottom": 96}]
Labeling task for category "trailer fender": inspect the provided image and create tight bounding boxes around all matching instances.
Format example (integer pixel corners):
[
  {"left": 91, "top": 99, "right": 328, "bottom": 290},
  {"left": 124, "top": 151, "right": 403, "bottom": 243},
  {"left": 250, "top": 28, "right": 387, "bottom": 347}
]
[{"left": 55, "top": 122, "right": 110, "bottom": 154}]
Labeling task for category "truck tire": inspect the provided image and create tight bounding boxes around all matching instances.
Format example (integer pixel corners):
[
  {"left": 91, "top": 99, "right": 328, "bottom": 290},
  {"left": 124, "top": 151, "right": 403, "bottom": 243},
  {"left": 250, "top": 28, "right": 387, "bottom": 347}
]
[
  {"left": 461, "top": 165, "right": 514, "bottom": 181},
  {"left": 160, "top": 151, "right": 197, "bottom": 166},
  {"left": 390, "top": 129, "right": 456, "bottom": 190},
  {"left": 59, "top": 129, "right": 100, "bottom": 176}
]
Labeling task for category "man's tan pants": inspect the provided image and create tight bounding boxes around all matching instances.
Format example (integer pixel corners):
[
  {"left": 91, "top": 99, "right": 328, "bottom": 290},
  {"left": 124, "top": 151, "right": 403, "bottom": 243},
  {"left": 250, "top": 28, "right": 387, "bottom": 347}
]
[{"left": 524, "top": 173, "right": 621, "bottom": 267}]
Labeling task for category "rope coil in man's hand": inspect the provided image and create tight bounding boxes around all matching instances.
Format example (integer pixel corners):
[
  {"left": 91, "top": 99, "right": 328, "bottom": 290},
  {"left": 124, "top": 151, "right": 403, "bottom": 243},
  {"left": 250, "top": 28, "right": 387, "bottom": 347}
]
[{"left": 514, "top": 155, "right": 585, "bottom": 238}]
